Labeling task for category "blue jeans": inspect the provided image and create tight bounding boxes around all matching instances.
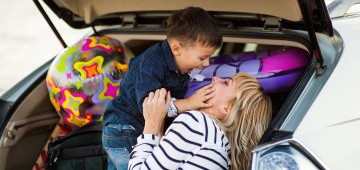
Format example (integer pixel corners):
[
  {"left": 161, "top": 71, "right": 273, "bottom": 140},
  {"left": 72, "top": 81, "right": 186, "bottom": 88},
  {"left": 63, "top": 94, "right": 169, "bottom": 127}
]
[{"left": 102, "top": 123, "right": 137, "bottom": 170}]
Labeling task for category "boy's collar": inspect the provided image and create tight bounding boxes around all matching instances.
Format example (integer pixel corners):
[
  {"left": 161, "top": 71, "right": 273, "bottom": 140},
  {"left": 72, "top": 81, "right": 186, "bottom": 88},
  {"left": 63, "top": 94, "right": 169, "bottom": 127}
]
[{"left": 162, "top": 40, "right": 177, "bottom": 72}]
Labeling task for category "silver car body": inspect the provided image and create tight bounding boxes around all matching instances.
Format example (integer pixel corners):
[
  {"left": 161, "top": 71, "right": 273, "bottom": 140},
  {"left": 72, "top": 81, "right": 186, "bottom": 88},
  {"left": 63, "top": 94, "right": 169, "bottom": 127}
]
[
  {"left": 294, "top": 15, "right": 360, "bottom": 169},
  {"left": 252, "top": 5, "right": 360, "bottom": 168}
]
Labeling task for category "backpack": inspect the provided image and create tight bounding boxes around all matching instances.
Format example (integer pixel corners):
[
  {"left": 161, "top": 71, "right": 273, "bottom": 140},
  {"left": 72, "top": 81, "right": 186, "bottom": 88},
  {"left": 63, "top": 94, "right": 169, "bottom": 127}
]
[{"left": 44, "top": 123, "right": 107, "bottom": 170}]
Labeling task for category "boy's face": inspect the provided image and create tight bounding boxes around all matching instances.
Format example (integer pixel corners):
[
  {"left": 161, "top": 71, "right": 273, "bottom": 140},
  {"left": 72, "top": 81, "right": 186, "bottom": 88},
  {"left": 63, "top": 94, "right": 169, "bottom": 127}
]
[{"left": 172, "top": 41, "right": 216, "bottom": 75}]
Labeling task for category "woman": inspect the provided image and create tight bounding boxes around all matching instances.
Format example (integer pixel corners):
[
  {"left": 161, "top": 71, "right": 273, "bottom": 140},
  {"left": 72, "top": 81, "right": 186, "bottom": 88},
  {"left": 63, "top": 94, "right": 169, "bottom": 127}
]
[{"left": 128, "top": 73, "right": 272, "bottom": 170}]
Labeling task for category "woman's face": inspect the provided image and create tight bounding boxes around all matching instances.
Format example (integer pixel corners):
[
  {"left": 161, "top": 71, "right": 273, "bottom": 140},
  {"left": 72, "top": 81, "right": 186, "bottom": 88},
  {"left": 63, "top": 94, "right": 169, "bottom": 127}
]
[{"left": 207, "top": 76, "right": 237, "bottom": 119}]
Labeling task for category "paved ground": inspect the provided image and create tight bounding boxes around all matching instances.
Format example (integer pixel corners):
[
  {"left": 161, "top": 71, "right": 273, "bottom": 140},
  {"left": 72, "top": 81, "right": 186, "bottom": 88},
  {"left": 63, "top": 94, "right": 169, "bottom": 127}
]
[{"left": 0, "top": 0, "right": 88, "bottom": 95}]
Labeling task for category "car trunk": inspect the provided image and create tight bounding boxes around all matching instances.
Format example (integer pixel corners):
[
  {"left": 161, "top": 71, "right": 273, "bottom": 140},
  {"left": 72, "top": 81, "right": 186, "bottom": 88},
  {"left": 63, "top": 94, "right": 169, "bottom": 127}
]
[
  {"left": 0, "top": 0, "right": 336, "bottom": 169},
  {"left": 0, "top": 30, "right": 315, "bottom": 169}
]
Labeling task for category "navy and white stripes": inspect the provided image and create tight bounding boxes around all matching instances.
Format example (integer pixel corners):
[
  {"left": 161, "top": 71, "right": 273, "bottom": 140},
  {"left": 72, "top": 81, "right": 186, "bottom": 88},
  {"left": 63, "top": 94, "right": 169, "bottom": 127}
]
[{"left": 128, "top": 110, "right": 231, "bottom": 170}]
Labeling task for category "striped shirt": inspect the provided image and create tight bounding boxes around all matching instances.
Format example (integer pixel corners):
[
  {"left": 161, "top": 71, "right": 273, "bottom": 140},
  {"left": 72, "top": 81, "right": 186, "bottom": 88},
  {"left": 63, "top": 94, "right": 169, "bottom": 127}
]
[{"left": 128, "top": 110, "right": 231, "bottom": 170}]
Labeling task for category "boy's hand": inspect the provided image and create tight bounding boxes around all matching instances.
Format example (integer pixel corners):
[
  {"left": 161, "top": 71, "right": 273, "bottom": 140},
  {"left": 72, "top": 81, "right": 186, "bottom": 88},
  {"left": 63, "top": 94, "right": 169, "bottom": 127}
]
[
  {"left": 186, "top": 83, "right": 215, "bottom": 110},
  {"left": 143, "top": 88, "right": 171, "bottom": 136}
]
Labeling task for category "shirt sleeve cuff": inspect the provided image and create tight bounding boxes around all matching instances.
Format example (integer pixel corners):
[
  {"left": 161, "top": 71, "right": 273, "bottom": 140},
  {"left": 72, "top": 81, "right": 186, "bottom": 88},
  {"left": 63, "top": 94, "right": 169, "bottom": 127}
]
[
  {"left": 167, "top": 98, "right": 178, "bottom": 117},
  {"left": 137, "top": 134, "right": 160, "bottom": 145}
]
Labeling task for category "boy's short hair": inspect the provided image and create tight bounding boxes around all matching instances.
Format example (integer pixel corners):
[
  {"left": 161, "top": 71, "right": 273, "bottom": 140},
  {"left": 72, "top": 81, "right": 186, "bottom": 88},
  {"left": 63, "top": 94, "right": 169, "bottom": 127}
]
[{"left": 167, "top": 6, "right": 223, "bottom": 48}]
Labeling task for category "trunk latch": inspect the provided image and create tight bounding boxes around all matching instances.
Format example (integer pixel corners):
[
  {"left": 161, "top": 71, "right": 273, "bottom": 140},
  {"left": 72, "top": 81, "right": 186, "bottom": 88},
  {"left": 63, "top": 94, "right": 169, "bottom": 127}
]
[
  {"left": 263, "top": 16, "right": 282, "bottom": 32},
  {"left": 121, "top": 14, "right": 137, "bottom": 28}
]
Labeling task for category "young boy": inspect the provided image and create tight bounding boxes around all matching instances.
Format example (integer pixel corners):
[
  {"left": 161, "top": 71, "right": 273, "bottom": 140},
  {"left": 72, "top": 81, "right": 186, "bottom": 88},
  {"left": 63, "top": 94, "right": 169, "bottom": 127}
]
[{"left": 102, "top": 6, "right": 222, "bottom": 170}]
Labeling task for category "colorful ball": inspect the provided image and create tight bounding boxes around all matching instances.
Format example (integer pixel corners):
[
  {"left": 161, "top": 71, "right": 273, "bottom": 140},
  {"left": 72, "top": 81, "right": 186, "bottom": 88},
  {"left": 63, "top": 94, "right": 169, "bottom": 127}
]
[{"left": 46, "top": 36, "right": 134, "bottom": 130}]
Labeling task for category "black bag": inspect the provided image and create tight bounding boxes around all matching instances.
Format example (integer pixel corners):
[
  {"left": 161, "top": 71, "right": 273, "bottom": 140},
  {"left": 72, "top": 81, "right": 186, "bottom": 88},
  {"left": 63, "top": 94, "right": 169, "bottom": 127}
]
[{"left": 44, "top": 123, "right": 107, "bottom": 170}]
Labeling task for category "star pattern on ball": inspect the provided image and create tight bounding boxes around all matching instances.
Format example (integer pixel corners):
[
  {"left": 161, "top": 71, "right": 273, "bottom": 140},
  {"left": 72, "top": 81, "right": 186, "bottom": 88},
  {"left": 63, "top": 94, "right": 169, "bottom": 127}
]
[
  {"left": 74, "top": 81, "right": 83, "bottom": 89},
  {"left": 82, "top": 53, "right": 89, "bottom": 59},
  {"left": 66, "top": 73, "right": 72, "bottom": 79},
  {"left": 92, "top": 75, "right": 120, "bottom": 103},
  {"left": 82, "top": 37, "right": 112, "bottom": 53},
  {"left": 56, "top": 46, "right": 78, "bottom": 73},
  {"left": 59, "top": 89, "right": 86, "bottom": 117},
  {"left": 46, "top": 76, "right": 61, "bottom": 95},
  {"left": 65, "top": 114, "right": 91, "bottom": 128},
  {"left": 74, "top": 56, "right": 104, "bottom": 80},
  {"left": 114, "top": 60, "right": 128, "bottom": 72},
  {"left": 49, "top": 93, "right": 61, "bottom": 112}
]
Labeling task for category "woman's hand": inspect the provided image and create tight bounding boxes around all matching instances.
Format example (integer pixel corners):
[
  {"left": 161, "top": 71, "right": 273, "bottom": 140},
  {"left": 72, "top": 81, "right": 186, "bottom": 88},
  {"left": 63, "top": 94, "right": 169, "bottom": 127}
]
[
  {"left": 143, "top": 88, "right": 171, "bottom": 136},
  {"left": 185, "top": 83, "right": 215, "bottom": 110}
]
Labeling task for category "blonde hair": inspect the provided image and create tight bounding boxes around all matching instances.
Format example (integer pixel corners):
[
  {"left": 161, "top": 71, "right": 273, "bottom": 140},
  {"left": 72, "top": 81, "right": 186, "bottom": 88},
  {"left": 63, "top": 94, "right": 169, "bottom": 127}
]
[{"left": 220, "top": 72, "right": 272, "bottom": 170}]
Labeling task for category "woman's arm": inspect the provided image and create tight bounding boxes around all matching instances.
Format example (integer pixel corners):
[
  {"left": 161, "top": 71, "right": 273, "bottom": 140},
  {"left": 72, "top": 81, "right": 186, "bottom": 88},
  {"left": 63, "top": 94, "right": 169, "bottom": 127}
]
[
  {"left": 142, "top": 89, "right": 169, "bottom": 137},
  {"left": 128, "top": 112, "right": 204, "bottom": 170},
  {"left": 129, "top": 94, "right": 205, "bottom": 170}
]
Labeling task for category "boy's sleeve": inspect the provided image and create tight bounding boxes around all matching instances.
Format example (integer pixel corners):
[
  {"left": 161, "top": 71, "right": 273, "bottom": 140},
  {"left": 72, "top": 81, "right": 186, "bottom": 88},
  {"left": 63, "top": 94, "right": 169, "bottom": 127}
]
[{"left": 167, "top": 98, "right": 178, "bottom": 117}]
